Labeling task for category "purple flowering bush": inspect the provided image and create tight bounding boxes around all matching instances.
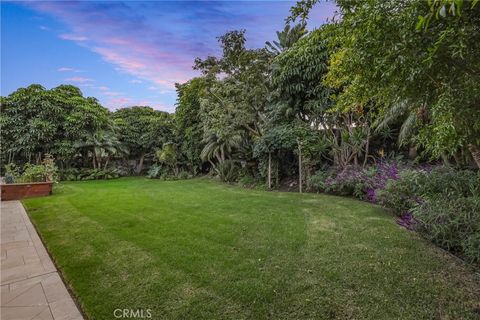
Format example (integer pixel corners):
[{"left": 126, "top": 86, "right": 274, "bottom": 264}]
[
  {"left": 377, "top": 167, "right": 479, "bottom": 216},
  {"left": 378, "top": 167, "right": 480, "bottom": 264},
  {"left": 307, "top": 169, "right": 333, "bottom": 192},
  {"left": 323, "top": 166, "right": 369, "bottom": 198},
  {"left": 413, "top": 196, "right": 480, "bottom": 264},
  {"left": 309, "top": 163, "right": 480, "bottom": 264},
  {"left": 396, "top": 211, "right": 416, "bottom": 231},
  {"left": 309, "top": 161, "right": 400, "bottom": 202},
  {"left": 376, "top": 169, "right": 425, "bottom": 216}
]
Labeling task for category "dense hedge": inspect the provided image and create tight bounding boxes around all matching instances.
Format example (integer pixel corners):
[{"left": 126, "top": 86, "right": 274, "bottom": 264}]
[{"left": 58, "top": 168, "right": 120, "bottom": 181}]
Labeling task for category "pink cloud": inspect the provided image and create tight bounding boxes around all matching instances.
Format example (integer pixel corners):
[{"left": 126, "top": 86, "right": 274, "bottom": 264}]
[
  {"left": 108, "top": 97, "right": 131, "bottom": 106},
  {"left": 24, "top": 1, "right": 197, "bottom": 91},
  {"left": 92, "top": 47, "right": 146, "bottom": 72},
  {"left": 104, "top": 97, "right": 174, "bottom": 112},
  {"left": 150, "top": 103, "right": 175, "bottom": 113},
  {"left": 57, "top": 67, "right": 80, "bottom": 72},
  {"left": 102, "top": 91, "right": 121, "bottom": 96},
  {"left": 105, "top": 37, "right": 131, "bottom": 45},
  {"left": 65, "top": 77, "right": 94, "bottom": 83},
  {"left": 137, "top": 100, "right": 150, "bottom": 105},
  {"left": 60, "top": 34, "right": 88, "bottom": 41}
]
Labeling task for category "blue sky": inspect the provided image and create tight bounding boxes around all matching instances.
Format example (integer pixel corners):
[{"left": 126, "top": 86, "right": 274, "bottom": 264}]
[{"left": 1, "top": 1, "right": 336, "bottom": 112}]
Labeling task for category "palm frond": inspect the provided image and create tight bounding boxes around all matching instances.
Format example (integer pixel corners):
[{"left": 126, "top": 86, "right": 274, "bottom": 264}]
[{"left": 398, "top": 113, "right": 418, "bottom": 145}]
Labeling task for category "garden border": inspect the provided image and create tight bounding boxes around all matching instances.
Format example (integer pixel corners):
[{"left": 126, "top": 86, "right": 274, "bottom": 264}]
[{"left": 1, "top": 181, "right": 53, "bottom": 201}]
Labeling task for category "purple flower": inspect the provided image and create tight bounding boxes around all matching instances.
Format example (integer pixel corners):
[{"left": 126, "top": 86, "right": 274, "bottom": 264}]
[
  {"left": 365, "top": 187, "right": 376, "bottom": 203},
  {"left": 396, "top": 211, "right": 416, "bottom": 230}
]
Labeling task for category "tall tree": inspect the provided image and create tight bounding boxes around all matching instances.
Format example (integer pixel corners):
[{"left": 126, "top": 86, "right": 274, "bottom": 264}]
[
  {"left": 0, "top": 84, "right": 112, "bottom": 168},
  {"left": 194, "top": 30, "right": 273, "bottom": 170},
  {"left": 265, "top": 22, "right": 307, "bottom": 55},
  {"left": 112, "top": 106, "right": 172, "bottom": 174},
  {"left": 175, "top": 78, "right": 208, "bottom": 173},
  {"left": 292, "top": 0, "right": 480, "bottom": 165}
]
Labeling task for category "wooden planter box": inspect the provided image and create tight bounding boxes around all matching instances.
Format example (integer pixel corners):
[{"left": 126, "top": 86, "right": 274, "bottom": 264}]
[{"left": 1, "top": 182, "right": 53, "bottom": 201}]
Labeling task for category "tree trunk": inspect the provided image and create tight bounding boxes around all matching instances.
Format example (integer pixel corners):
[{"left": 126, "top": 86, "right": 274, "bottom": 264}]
[
  {"left": 275, "top": 162, "right": 279, "bottom": 188},
  {"left": 95, "top": 154, "right": 101, "bottom": 170},
  {"left": 363, "top": 128, "right": 371, "bottom": 167},
  {"left": 173, "top": 161, "right": 179, "bottom": 176},
  {"left": 104, "top": 156, "right": 110, "bottom": 170},
  {"left": 208, "top": 160, "right": 216, "bottom": 171},
  {"left": 305, "top": 163, "right": 312, "bottom": 190},
  {"left": 468, "top": 144, "right": 480, "bottom": 169},
  {"left": 408, "top": 146, "right": 418, "bottom": 159},
  {"left": 441, "top": 153, "right": 450, "bottom": 166},
  {"left": 452, "top": 153, "right": 462, "bottom": 166},
  {"left": 268, "top": 152, "right": 272, "bottom": 189},
  {"left": 298, "top": 141, "right": 302, "bottom": 193},
  {"left": 136, "top": 153, "right": 145, "bottom": 175}
]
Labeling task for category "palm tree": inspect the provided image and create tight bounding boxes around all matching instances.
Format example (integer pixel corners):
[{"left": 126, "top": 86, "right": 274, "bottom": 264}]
[
  {"left": 374, "top": 99, "right": 425, "bottom": 145},
  {"left": 373, "top": 97, "right": 433, "bottom": 163},
  {"left": 75, "top": 130, "right": 128, "bottom": 169},
  {"left": 265, "top": 22, "right": 307, "bottom": 55},
  {"left": 200, "top": 132, "right": 243, "bottom": 167},
  {"left": 156, "top": 142, "right": 178, "bottom": 176}
]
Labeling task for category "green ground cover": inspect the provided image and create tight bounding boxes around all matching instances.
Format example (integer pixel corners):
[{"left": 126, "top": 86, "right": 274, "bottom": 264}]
[{"left": 23, "top": 178, "right": 480, "bottom": 319}]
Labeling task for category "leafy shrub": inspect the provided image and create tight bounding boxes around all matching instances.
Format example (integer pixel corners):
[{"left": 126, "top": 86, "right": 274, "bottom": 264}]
[
  {"left": 148, "top": 165, "right": 191, "bottom": 180},
  {"left": 159, "top": 173, "right": 178, "bottom": 181},
  {"left": 81, "top": 169, "right": 119, "bottom": 180},
  {"left": 238, "top": 175, "right": 257, "bottom": 188},
  {"left": 308, "top": 170, "right": 332, "bottom": 192},
  {"left": 463, "top": 233, "right": 480, "bottom": 265},
  {"left": 377, "top": 166, "right": 480, "bottom": 264},
  {"left": 413, "top": 196, "right": 480, "bottom": 264},
  {"left": 4, "top": 174, "right": 15, "bottom": 184},
  {"left": 59, "top": 168, "right": 80, "bottom": 181},
  {"left": 59, "top": 168, "right": 119, "bottom": 181},
  {"left": 147, "top": 164, "right": 161, "bottom": 179},
  {"left": 320, "top": 162, "right": 400, "bottom": 201},
  {"left": 216, "top": 160, "right": 238, "bottom": 183},
  {"left": 361, "top": 162, "right": 399, "bottom": 203},
  {"left": 22, "top": 164, "right": 50, "bottom": 182},
  {"left": 377, "top": 169, "right": 423, "bottom": 216},
  {"left": 4, "top": 163, "right": 20, "bottom": 184},
  {"left": 323, "top": 167, "right": 365, "bottom": 197},
  {"left": 101, "top": 169, "right": 119, "bottom": 180},
  {"left": 14, "top": 155, "right": 59, "bottom": 183},
  {"left": 41, "top": 154, "right": 58, "bottom": 182},
  {"left": 417, "top": 167, "right": 479, "bottom": 197},
  {"left": 377, "top": 167, "right": 480, "bottom": 216},
  {"left": 178, "top": 171, "right": 190, "bottom": 180},
  {"left": 113, "top": 163, "right": 132, "bottom": 177}
]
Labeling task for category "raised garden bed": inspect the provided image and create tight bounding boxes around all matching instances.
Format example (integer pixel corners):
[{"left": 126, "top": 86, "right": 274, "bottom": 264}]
[{"left": 1, "top": 181, "right": 53, "bottom": 201}]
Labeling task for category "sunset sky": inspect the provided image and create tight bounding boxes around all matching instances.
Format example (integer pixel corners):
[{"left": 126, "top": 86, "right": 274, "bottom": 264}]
[{"left": 1, "top": 1, "right": 336, "bottom": 112}]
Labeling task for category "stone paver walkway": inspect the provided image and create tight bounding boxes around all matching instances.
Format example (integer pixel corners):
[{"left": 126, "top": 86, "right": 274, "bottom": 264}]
[{"left": 1, "top": 201, "right": 83, "bottom": 320}]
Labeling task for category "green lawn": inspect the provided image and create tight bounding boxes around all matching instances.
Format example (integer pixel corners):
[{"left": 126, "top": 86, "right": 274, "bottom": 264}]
[{"left": 23, "top": 178, "right": 479, "bottom": 319}]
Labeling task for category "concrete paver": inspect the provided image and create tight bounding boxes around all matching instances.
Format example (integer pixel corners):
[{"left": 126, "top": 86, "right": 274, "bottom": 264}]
[{"left": 1, "top": 201, "right": 84, "bottom": 320}]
